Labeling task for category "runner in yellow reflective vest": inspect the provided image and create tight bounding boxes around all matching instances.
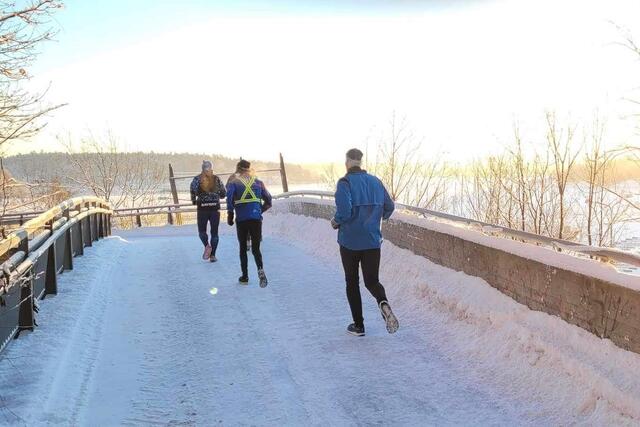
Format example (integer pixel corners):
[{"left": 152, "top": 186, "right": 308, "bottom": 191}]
[{"left": 226, "top": 160, "right": 272, "bottom": 286}]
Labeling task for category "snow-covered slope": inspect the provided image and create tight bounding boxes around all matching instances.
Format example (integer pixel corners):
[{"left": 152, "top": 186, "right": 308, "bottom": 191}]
[{"left": 0, "top": 214, "right": 638, "bottom": 425}]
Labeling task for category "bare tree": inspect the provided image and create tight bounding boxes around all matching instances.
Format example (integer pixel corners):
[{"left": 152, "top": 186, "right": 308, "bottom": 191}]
[
  {"left": 0, "top": 1, "right": 65, "bottom": 231},
  {"left": 410, "top": 153, "right": 450, "bottom": 210},
  {"left": 321, "top": 163, "right": 341, "bottom": 191},
  {"left": 60, "top": 130, "right": 165, "bottom": 210},
  {"left": 376, "top": 112, "right": 422, "bottom": 201},
  {"left": 119, "top": 152, "right": 164, "bottom": 209},
  {"left": 504, "top": 123, "right": 529, "bottom": 231},
  {"left": 465, "top": 155, "right": 511, "bottom": 226},
  {"left": 60, "top": 130, "right": 123, "bottom": 205},
  {"left": 0, "top": 1, "right": 65, "bottom": 148},
  {"left": 581, "top": 115, "right": 616, "bottom": 245},
  {"left": 546, "top": 111, "right": 581, "bottom": 239},
  {"left": 526, "top": 150, "right": 558, "bottom": 236}
]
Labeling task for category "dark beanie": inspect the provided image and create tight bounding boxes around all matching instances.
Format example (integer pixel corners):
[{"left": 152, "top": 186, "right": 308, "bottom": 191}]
[
  {"left": 237, "top": 159, "right": 251, "bottom": 171},
  {"left": 346, "top": 148, "right": 363, "bottom": 161}
]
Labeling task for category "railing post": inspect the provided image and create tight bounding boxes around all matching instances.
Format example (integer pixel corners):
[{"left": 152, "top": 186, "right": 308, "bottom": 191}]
[
  {"left": 169, "top": 163, "right": 183, "bottom": 225},
  {"left": 17, "top": 271, "right": 35, "bottom": 335},
  {"left": 86, "top": 215, "right": 93, "bottom": 248},
  {"left": 279, "top": 153, "right": 289, "bottom": 193},
  {"left": 100, "top": 213, "right": 107, "bottom": 239},
  {"left": 167, "top": 207, "right": 174, "bottom": 225},
  {"left": 16, "top": 233, "right": 34, "bottom": 335},
  {"left": 76, "top": 208, "right": 84, "bottom": 256},
  {"left": 91, "top": 205, "right": 98, "bottom": 242},
  {"left": 136, "top": 210, "right": 142, "bottom": 228},
  {"left": 45, "top": 244, "right": 57, "bottom": 295},
  {"left": 63, "top": 208, "right": 73, "bottom": 270},
  {"left": 42, "top": 217, "right": 58, "bottom": 295},
  {"left": 97, "top": 213, "right": 103, "bottom": 238}
]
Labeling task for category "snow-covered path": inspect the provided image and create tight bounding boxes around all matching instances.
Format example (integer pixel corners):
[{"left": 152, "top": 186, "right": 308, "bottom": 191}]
[{"left": 1, "top": 213, "right": 640, "bottom": 425}]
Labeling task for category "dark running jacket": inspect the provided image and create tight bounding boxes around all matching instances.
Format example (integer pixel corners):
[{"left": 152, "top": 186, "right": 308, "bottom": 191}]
[{"left": 190, "top": 174, "right": 226, "bottom": 211}]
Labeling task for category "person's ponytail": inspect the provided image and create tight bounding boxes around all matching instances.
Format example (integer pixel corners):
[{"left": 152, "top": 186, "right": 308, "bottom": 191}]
[{"left": 199, "top": 170, "right": 215, "bottom": 192}]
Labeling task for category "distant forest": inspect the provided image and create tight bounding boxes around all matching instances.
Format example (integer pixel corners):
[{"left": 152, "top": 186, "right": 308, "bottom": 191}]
[{"left": 4, "top": 151, "right": 320, "bottom": 192}]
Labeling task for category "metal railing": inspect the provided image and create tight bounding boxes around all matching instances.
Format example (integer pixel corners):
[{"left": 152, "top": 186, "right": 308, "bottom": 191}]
[
  {"left": 272, "top": 190, "right": 640, "bottom": 269},
  {"left": 0, "top": 197, "right": 112, "bottom": 354},
  {"left": 91, "top": 189, "right": 640, "bottom": 269},
  {"left": 2, "top": 189, "right": 637, "bottom": 273}
]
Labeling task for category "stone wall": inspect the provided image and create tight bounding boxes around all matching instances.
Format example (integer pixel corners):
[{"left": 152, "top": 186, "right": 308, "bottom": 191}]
[{"left": 281, "top": 199, "right": 640, "bottom": 354}]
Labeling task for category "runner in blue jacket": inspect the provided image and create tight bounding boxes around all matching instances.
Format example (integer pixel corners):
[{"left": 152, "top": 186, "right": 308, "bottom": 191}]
[
  {"left": 331, "top": 148, "right": 399, "bottom": 336},
  {"left": 226, "top": 160, "right": 272, "bottom": 286}
]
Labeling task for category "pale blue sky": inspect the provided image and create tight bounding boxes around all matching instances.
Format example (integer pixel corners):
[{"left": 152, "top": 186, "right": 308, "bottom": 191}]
[
  {"left": 19, "top": 0, "right": 640, "bottom": 162},
  {"left": 36, "top": 0, "right": 481, "bottom": 71}
]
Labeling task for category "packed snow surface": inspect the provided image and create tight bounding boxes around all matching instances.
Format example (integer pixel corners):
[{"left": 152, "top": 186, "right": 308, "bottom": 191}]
[{"left": 1, "top": 212, "right": 640, "bottom": 425}]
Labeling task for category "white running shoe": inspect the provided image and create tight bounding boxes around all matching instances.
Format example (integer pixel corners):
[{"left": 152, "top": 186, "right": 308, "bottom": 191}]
[
  {"left": 379, "top": 301, "right": 399, "bottom": 334},
  {"left": 258, "top": 269, "right": 268, "bottom": 288}
]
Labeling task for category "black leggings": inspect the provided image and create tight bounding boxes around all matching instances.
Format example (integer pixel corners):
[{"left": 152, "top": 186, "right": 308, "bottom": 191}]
[
  {"left": 339, "top": 246, "right": 388, "bottom": 328},
  {"left": 236, "top": 220, "right": 263, "bottom": 275},
  {"left": 197, "top": 210, "right": 220, "bottom": 253}
]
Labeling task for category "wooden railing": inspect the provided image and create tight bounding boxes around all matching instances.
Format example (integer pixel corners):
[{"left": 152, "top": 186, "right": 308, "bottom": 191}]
[{"left": 0, "top": 197, "right": 112, "bottom": 353}]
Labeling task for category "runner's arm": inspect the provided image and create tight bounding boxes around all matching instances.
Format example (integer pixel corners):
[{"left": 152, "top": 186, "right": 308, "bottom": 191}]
[
  {"left": 333, "top": 178, "right": 353, "bottom": 225},
  {"left": 261, "top": 182, "right": 272, "bottom": 213},
  {"left": 226, "top": 182, "right": 236, "bottom": 212},
  {"left": 190, "top": 177, "right": 199, "bottom": 205},
  {"left": 382, "top": 185, "right": 395, "bottom": 220}
]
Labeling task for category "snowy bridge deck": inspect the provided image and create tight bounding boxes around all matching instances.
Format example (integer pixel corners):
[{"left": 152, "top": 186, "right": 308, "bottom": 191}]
[{"left": 1, "top": 212, "right": 640, "bottom": 425}]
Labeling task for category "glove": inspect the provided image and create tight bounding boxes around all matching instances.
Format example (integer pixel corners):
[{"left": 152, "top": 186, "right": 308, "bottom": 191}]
[
  {"left": 331, "top": 218, "right": 340, "bottom": 230},
  {"left": 227, "top": 211, "right": 234, "bottom": 226}
]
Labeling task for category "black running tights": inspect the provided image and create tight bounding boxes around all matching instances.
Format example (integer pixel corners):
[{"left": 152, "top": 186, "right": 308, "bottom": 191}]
[
  {"left": 339, "top": 246, "right": 388, "bottom": 328},
  {"left": 236, "top": 219, "right": 263, "bottom": 276}
]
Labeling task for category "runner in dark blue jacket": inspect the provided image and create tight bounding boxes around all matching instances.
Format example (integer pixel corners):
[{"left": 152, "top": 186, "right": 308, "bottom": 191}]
[
  {"left": 331, "top": 148, "right": 399, "bottom": 336},
  {"left": 226, "top": 160, "right": 272, "bottom": 286},
  {"left": 190, "top": 160, "right": 226, "bottom": 262}
]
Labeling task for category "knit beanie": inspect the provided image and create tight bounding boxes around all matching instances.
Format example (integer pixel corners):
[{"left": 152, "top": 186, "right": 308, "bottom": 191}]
[{"left": 237, "top": 159, "right": 251, "bottom": 171}]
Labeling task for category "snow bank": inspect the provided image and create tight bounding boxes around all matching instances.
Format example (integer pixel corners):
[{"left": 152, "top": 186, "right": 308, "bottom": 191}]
[{"left": 264, "top": 211, "right": 640, "bottom": 424}]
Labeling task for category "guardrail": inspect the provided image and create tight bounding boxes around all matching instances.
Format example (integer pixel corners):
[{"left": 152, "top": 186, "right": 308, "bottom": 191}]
[
  {"left": 3, "top": 190, "right": 638, "bottom": 271},
  {"left": 105, "top": 189, "right": 640, "bottom": 269},
  {"left": 0, "top": 197, "right": 112, "bottom": 354},
  {"left": 272, "top": 190, "right": 640, "bottom": 270}
]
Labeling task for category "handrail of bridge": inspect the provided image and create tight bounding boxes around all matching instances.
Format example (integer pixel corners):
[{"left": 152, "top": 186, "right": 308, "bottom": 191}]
[
  {"left": 0, "top": 196, "right": 112, "bottom": 354},
  {"left": 87, "top": 189, "right": 640, "bottom": 268},
  {"left": 272, "top": 190, "right": 640, "bottom": 269},
  {"left": 3, "top": 190, "right": 637, "bottom": 270}
]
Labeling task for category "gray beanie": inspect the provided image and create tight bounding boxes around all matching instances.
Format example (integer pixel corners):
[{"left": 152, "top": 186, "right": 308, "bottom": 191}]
[{"left": 202, "top": 160, "right": 213, "bottom": 171}]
